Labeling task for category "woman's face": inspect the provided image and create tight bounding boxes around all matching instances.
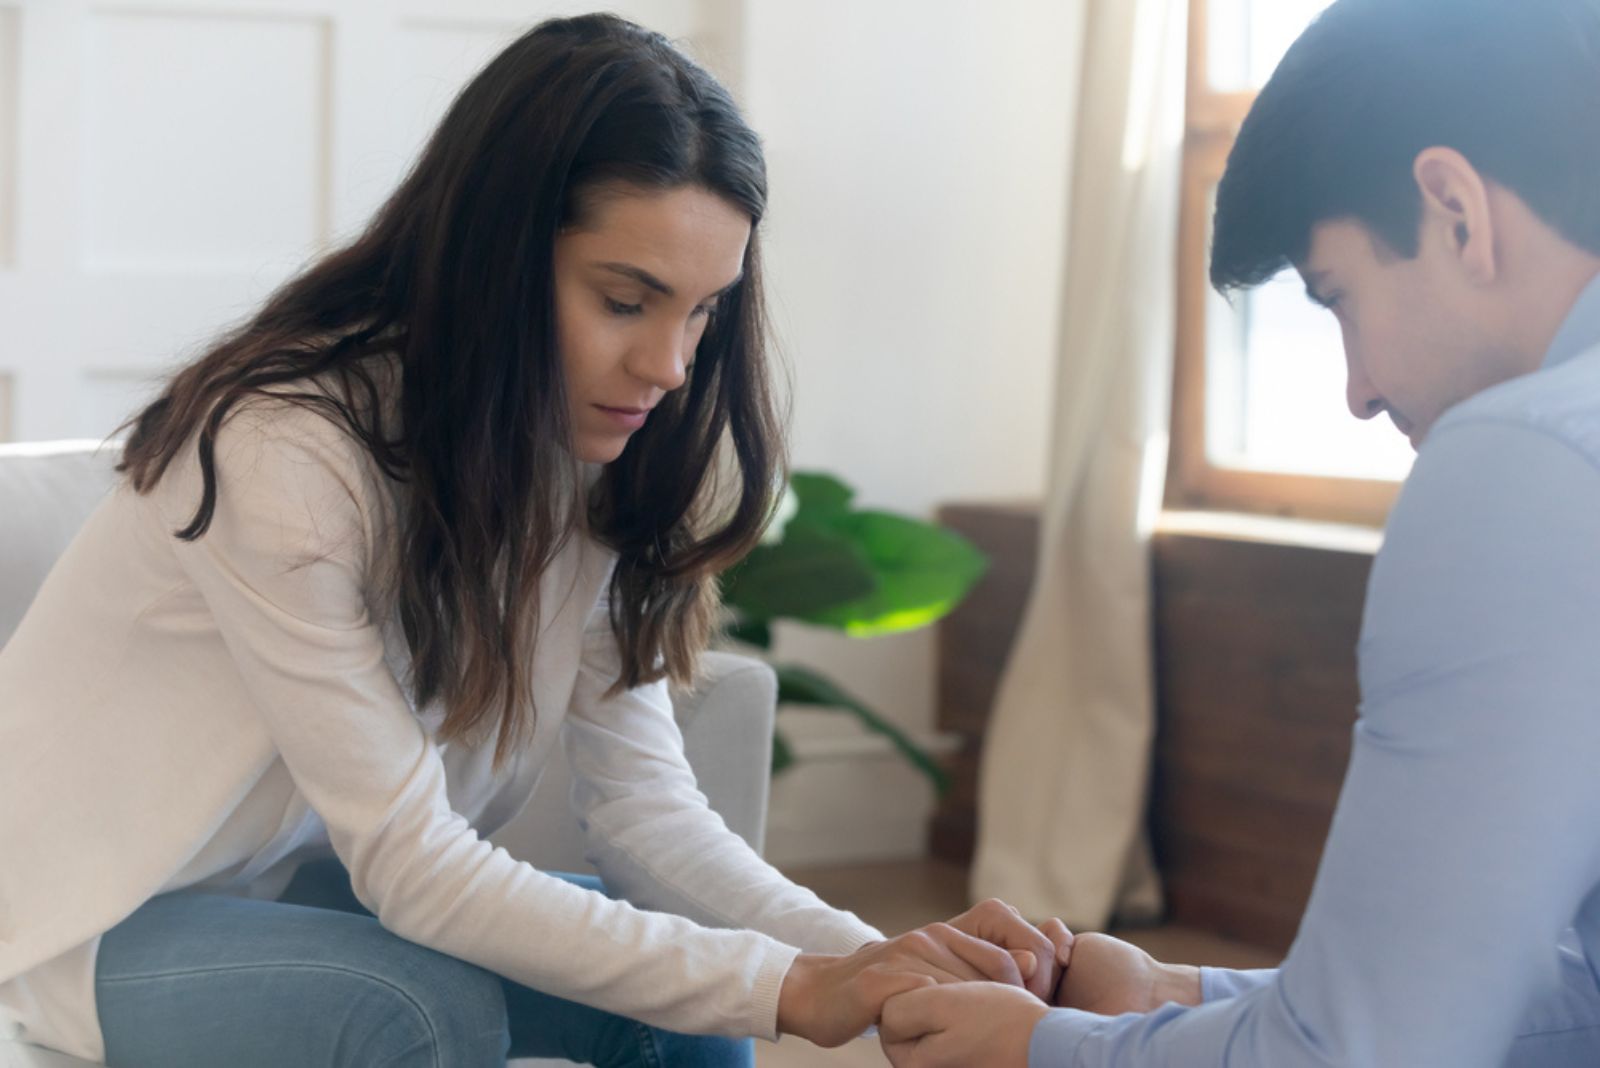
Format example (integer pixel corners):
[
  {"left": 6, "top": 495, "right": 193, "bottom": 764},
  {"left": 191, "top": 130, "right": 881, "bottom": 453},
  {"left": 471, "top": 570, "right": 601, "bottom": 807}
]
[{"left": 552, "top": 184, "right": 751, "bottom": 463}]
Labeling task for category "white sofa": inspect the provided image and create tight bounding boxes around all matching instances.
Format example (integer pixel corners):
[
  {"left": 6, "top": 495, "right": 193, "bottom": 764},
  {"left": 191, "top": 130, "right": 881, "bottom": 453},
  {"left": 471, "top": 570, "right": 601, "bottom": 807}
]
[{"left": 0, "top": 440, "right": 777, "bottom": 1068}]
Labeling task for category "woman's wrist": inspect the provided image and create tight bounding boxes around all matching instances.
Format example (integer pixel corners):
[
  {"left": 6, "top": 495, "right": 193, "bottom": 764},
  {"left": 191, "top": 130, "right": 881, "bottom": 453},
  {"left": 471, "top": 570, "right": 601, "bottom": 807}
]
[{"left": 776, "top": 953, "right": 822, "bottom": 1036}]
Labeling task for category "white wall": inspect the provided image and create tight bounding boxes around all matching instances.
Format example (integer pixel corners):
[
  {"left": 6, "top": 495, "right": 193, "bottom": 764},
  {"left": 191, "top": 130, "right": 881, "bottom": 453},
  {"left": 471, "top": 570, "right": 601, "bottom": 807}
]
[
  {"left": 734, "top": 1, "right": 1080, "bottom": 862},
  {"left": 0, "top": 0, "right": 712, "bottom": 442}
]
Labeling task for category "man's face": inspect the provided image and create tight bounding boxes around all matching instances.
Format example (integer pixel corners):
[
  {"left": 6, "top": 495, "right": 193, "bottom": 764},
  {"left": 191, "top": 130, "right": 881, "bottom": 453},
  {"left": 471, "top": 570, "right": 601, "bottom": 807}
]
[{"left": 1297, "top": 218, "right": 1523, "bottom": 451}]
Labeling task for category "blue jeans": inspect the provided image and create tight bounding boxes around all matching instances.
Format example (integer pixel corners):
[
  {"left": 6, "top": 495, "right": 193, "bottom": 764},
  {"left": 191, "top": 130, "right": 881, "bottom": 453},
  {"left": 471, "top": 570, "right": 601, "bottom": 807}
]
[{"left": 95, "top": 858, "right": 755, "bottom": 1068}]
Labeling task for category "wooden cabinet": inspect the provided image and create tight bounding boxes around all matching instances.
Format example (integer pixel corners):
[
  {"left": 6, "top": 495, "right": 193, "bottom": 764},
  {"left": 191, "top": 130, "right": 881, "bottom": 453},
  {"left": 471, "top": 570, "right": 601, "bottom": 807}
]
[
  {"left": 928, "top": 502, "right": 1041, "bottom": 862},
  {"left": 931, "top": 503, "right": 1371, "bottom": 952}
]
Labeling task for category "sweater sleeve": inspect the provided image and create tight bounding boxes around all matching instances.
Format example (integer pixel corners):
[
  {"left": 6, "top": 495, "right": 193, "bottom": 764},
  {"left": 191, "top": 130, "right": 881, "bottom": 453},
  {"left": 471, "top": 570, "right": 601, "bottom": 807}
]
[
  {"left": 152, "top": 404, "right": 801, "bottom": 1040},
  {"left": 562, "top": 603, "right": 883, "bottom": 958}
]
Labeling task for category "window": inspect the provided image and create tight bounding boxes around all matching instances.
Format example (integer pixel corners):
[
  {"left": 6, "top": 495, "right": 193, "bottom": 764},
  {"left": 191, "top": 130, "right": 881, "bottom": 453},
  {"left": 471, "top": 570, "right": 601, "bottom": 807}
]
[{"left": 1168, "top": 0, "right": 1408, "bottom": 526}]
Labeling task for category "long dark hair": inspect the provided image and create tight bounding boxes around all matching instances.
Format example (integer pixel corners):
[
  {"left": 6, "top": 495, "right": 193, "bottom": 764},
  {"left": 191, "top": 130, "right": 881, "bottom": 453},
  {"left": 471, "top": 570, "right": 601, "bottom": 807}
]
[{"left": 118, "top": 13, "right": 785, "bottom": 765}]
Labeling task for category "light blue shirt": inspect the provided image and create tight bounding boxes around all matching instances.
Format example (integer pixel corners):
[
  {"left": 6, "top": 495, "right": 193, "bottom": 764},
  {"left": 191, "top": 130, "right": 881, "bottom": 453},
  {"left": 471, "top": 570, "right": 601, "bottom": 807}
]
[{"left": 1030, "top": 274, "right": 1600, "bottom": 1067}]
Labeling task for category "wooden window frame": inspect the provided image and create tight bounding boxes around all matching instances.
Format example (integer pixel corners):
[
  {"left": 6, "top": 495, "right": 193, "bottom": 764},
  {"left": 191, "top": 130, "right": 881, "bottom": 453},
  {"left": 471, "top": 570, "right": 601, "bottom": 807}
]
[{"left": 1166, "top": 0, "right": 1400, "bottom": 528}]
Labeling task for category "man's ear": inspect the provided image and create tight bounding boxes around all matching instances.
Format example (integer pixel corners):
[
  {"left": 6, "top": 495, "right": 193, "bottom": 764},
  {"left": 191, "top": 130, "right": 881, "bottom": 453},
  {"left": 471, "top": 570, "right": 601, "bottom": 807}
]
[{"left": 1413, "top": 146, "right": 1498, "bottom": 285}]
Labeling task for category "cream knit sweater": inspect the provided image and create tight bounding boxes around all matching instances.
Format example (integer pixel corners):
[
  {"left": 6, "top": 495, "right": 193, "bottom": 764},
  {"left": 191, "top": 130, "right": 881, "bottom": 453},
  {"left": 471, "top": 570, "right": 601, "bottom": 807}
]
[{"left": 0, "top": 400, "right": 878, "bottom": 1062}]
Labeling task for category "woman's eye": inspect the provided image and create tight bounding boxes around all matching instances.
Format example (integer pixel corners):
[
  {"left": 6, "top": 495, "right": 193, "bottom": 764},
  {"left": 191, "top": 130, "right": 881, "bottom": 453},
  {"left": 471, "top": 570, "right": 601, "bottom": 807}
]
[
  {"left": 690, "top": 303, "right": 715, "bottom": 320},
  {"left": 603, "top": 296, "right": 644, "bottom": 316}
]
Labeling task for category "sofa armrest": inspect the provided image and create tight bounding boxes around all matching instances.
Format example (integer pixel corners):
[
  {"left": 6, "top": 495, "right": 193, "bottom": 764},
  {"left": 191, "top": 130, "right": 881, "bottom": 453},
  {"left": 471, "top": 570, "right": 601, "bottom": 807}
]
[
  {"left": 488, "top": 650, "right": 776, "bottom": 872},
  {"left": 674, "top": 650, "right": 777, "bottom": 856}
]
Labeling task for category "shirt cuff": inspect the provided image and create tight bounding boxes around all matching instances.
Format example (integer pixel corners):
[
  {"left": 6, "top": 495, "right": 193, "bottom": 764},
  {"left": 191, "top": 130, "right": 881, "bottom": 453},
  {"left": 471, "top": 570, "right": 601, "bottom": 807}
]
[
  {"left": 829, "top": 918, "right": 885, "bottom": 956},
  {"left": 1200, "top": 966, "right": 1279, "bottom": 1003},
  {"left": 751, "top": 941, "right": 803, "bottom": 1041},
  {"left": 1028, "top": 1007, "right": 1098, "bottom": 1067}
]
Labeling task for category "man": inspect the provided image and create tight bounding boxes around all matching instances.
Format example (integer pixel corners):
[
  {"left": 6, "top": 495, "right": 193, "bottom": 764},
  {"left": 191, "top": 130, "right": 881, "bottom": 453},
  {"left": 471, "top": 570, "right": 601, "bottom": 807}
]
[{"left": 879, "top": 0, "right": 1600, "bottom": 1064}]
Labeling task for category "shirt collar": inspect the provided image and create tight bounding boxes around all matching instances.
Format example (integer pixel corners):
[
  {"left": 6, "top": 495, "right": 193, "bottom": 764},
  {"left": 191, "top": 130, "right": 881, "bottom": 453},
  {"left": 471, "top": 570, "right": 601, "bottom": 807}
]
[{"left": 1543, "top": 270, "right": 1600, "bottom": 369}]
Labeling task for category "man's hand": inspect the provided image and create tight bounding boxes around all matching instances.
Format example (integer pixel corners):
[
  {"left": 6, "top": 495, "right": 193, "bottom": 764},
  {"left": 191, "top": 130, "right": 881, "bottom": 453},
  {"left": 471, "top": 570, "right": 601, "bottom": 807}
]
[
  {"left": 1053, "top": 932, "right": 1202, "bottom": 1015},
  {"left": 880, "top": 982, "right": 1049, "bottom": 1068},
  {"left": 776, "top": 922, "right": 1033, "bottom": 1048},
  {"left": 945, "top": 899, "right": 1074, "bottom": 1001}
]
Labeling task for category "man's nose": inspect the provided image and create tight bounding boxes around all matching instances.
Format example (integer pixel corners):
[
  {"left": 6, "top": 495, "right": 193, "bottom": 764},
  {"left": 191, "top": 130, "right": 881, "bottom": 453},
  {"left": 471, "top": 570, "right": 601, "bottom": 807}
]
[{"left": 1346, "top": 358, "right": 1384, "bottom": 420}]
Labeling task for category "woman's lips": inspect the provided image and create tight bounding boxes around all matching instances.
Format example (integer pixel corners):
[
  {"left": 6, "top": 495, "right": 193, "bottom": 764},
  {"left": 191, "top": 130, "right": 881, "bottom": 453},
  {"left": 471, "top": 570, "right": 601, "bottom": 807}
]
[{"left": 594, "top": 404, "right": 651, "bottom": 431}]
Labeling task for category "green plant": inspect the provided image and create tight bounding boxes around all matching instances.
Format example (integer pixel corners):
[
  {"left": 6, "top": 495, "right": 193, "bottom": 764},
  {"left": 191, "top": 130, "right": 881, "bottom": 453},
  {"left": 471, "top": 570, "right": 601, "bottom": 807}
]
[{"left": 720, "top": 472, "right": 990, "bottom": 795}]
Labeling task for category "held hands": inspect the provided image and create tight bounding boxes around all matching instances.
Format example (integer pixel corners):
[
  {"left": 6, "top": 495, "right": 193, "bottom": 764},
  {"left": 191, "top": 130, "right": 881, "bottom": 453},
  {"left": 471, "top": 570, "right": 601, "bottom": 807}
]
[
  {"left": 946, "top": 899, "right": 1075, "bottom": 1002},
  {"left": 1053, "top": 932, "right": 1202, "bottom": 1016},
  {"left": 881, "top": 982, "right": 1051, "bottom": 1068},
  {"left": 775, "top": 899, "right": 1073, "bottom": 1049},
  {"left": 877, "top": 933, "right": 1204, "bottom": 1068}
]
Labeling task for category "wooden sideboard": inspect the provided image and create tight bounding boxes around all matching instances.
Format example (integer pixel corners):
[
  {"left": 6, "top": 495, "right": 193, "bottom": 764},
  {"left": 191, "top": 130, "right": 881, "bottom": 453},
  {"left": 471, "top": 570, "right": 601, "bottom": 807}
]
[{"left": 931, "top": 503, "right": 1372, "bottom": 952}]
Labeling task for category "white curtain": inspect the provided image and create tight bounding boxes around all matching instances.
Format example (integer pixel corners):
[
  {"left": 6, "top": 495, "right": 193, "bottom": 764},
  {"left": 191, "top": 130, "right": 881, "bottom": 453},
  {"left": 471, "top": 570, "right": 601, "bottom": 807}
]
[{"left": 971, "top": 0, "right": 1188, "bottom": 930}]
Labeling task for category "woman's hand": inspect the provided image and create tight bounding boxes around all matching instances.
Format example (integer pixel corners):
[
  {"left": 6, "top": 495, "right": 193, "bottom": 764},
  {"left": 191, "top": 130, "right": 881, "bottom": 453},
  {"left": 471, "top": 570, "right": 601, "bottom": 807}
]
[
  {"left": 776, "top": 922, "right": 1034, "bottom": 1048},
  {"left": 944, "top": 899, "right": 1073, "bottom": 1001},
  {"left": 1052, "top": 932, "right": 1202, "bottom": 1015}
]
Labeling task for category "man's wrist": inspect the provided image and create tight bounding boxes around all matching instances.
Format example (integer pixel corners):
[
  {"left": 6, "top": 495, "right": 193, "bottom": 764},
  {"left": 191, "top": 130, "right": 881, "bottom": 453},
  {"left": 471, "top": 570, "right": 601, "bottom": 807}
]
[{"left": 1153, "top": 963, "right": 1203, "bottom": 1008}]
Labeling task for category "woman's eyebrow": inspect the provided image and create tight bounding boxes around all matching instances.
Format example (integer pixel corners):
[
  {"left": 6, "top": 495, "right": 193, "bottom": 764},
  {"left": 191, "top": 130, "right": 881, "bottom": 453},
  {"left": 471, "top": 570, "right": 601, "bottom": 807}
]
[
  {"left": 597, "top": 262, "right": 745, "bottom": 301},
  {"left": 599, "top": 262, "right": 674, "bottom": 296}
]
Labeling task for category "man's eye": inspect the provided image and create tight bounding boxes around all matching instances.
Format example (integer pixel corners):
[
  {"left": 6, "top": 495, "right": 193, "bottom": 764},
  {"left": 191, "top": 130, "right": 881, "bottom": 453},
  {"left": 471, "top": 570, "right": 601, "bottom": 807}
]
[{"left": 603, "top": 296, "right": 644, "bottom": 316}]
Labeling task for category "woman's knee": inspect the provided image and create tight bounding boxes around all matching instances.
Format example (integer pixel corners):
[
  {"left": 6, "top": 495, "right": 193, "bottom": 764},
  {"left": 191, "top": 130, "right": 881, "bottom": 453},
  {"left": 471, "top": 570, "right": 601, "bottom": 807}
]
[
  {"left": 98, "top": 894, "right": 510, "bottom": 1068},
  {"left": 353, "top": 949, "right": 510, "bottom": 1068}
]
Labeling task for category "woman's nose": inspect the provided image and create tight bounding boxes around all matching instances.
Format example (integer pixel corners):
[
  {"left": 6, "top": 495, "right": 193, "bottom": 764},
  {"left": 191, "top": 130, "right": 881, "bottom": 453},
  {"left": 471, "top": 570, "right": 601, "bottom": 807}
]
[{"left": 628, "top": 328, "right": 688, "bottom": 392}]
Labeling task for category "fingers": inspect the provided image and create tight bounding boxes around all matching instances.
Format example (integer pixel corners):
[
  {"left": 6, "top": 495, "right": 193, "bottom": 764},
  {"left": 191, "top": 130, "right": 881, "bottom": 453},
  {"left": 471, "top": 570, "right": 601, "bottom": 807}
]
[
  {"left": 858, "top": 965, "right": 939, "bottom": 1009},
  {"left": 921, "top": 923, "right": 1026, "bottom": 988},
  {"left": 951, "top": 899, "right": 1061, "bottom": 998},
  {"left": 860, "top": 944, "right": 966, "bottom": 1005},
  {"left": 1040, "top": 917, "right": 1075, "bottom": 968},
  {"left": 879, "top": 984, "right": 950, "bottom": 1045},
  {"left": 872, "top": 926, "right": 993, "bottom": 986}
]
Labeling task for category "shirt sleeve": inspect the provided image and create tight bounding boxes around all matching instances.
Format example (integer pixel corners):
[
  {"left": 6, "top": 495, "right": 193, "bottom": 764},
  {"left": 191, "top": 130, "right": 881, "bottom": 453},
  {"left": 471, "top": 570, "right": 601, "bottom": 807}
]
[
  {"left": 1200, "top": 967, "right": 1278, "bottom": 1003},
  {"left": 562, "top": 600, "right": 884, "bottom": 957},
  {"left": 153, "top": 404, "right": 802, "bottom": 1040},
  {"left": 1027, "top": 419, "right": 1600, "bottom": 1067}
]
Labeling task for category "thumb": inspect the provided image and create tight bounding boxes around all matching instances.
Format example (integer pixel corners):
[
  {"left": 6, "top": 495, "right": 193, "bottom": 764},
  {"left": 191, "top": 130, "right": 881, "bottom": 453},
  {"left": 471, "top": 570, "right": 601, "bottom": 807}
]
[
  {"left": 860, "top": 968, "right": 937, "bottom": 1018},
  {"left": 1041, "top": 918, "right": 1074, "bottom": 967},
  {"left": 1010, "top": 949, "right": 1038, "bottom": 981},
  {"left": 880, "top": 984, "right": 950, "bottom": 1044}
]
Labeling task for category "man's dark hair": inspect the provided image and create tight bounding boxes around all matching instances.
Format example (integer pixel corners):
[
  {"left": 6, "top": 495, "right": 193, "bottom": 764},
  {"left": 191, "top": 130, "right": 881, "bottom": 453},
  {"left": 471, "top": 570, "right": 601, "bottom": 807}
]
[{"left": 1211, "top": 0, "right": 1600, "bottom": 292}]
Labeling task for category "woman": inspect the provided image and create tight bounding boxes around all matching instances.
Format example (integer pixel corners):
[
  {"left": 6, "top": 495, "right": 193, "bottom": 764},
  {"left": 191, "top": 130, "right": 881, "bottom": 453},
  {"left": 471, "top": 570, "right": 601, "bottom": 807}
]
[{"left": 0, "top": 14, "right": 1069, "bottom": 1067}]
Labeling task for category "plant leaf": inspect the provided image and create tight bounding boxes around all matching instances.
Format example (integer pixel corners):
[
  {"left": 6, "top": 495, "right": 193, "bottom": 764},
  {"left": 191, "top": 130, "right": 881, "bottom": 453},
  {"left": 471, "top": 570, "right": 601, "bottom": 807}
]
[
  {"left": 789, "top": 471, "right": 855, "bottom": 521},
  {"left": 774, "top": 663, "right": 950, "bottom": 796},
  {"left": 771, "top": 728, "right": 795, "bottom": 775},
  {"left": 721, "top": 523, "right": 877, "bottom": 620},
  {"left": 792, "top": 512, "right": 989, "bottom": 636},
  {"left": 721, "top": 618, "right": 774, "bottom": 650}
]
